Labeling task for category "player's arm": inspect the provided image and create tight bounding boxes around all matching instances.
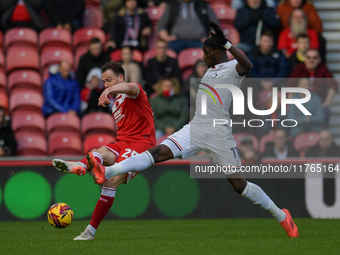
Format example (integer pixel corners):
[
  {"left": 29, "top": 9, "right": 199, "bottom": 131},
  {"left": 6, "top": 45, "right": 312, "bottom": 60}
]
[
  {"left": 209, "top": 22, "right": 253, "bottom": 76},
  {"left": 98, "top": 83, "right": 139, "bottom": 107}
]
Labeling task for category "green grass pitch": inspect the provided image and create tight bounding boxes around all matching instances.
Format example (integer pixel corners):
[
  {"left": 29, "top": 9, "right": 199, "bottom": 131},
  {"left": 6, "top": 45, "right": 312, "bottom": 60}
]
[{"left": 1, "top": 218, "right": 339, "bottom": 255}]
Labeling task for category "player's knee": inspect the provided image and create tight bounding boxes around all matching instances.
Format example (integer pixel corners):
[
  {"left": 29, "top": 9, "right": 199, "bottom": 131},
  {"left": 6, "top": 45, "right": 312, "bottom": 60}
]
[
  {"left": 150, "top": 145, "right": 173, "bottom": 163},
  {"left": 103, "top": 175, "right": 126, "bottom": 189},
  {"left": 233, "top": 185, "right": 245, "bottom": 194}
]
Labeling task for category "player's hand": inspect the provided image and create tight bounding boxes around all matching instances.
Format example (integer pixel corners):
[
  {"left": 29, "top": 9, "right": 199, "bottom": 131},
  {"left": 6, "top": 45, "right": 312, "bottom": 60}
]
[
  {"left": 98, "top": 88, "right": 111, "bottom": 107},
  {"left": 209, "top": 21, "right": 228, "bottom": 45}
]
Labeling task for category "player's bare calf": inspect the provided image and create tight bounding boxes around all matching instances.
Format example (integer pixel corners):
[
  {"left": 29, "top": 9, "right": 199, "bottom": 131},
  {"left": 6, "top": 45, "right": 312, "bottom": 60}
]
[{"left": 52, "top": 159, "right": 87, "bottom": 176}]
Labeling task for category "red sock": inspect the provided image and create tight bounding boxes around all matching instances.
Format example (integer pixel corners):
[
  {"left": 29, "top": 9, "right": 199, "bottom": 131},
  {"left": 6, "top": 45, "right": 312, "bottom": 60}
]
[
  {"left": 90, "top": 187, "right": 116, "bottom": 229},
  {"left": 79, "top": 152, "right": 103, "bottom": 168}
]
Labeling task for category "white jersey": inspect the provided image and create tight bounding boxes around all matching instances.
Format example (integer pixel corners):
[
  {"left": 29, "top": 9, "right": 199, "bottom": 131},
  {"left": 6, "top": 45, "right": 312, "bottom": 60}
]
[{"left": 191, "top": 59, "right": 245, "bottom": 129}]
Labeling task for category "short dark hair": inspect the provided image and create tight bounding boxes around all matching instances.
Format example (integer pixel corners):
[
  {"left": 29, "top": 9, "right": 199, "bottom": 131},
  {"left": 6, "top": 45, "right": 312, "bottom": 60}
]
[
  {"left": 89, "top": 37, "right": 101, "bottom": 44},
  {"left": 296, "top": 34, "right": 309, "bottom": 41},
  {"left": 261, "top": 30, "right": 274, "bottom": 39},
  {"left": 101, "top": 61, "right": 125, "bottom": 77}
]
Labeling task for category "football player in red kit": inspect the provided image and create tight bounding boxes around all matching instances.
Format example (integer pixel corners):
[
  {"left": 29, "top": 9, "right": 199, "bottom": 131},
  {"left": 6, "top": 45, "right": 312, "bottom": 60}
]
[{"left": 52, "top": 61, "right": 155, "bottom": 240}]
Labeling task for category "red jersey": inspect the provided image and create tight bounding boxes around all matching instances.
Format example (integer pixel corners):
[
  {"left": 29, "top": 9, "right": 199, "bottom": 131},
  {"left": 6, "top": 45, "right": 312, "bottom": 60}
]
[{"left": 111, "top": 83, "right": 155, "bottom": 144}]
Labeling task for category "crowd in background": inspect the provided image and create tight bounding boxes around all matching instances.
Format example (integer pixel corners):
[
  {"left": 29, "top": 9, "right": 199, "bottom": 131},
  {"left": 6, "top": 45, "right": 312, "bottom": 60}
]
[{"left": 0, "top": 0, "right": 338, "bottom": 160}]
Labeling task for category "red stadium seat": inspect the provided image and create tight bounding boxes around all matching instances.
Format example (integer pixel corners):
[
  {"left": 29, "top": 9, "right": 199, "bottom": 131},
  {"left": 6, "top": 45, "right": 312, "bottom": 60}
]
[
  {"left": 5, "top": 27, "right": 38, "bottom": 50},
  {"left": 12, "top": 111, "right": 46, "bottom": 138},
  {"left": 9, "top": 91, "right": 43, "bottom": 114},
  {"left": 220, "top": 23, "right": 240, "bottom": 45},
  {"left": 145, "top": 7, "right": 165, "bottom": 24},
  {"left": 39, "top": 28, "right": 72, "bottom": 51},
  {"left": 6, "top": 46, "right": 39, "bottom": 73},
  {"left": 178, "top": 48, "right": 204, "bottom": 70},
  {"left": 8, "top": 70, "right": 41, "bottom": 95},
  {"left": 82, "top": 112, "right": 116, "bottom": 138},
  {"left": 0, "top": 92, "right": 8, "bottom": 113},
  {"left": 143, "top": 48, "right": 177, "bottom": 67},
  {"left": 233, "top": 133, "right": 259, "bottom": 151},
  {"left": 294, "top": 132, "right": 319, "bottom": 155},
  {"left": 47, "top": 113, "right": 80, "bottom": 134},
  {"left": 49, "top": 133, "right": 82, "bottom": 156},
  {"left": 211, "top": 4, "right": 236, "bottom": 23},
  {"left": 83, "top": 7, "right": 103, "bottom": 28},
  {"left": 41, "top": 48, "right": 74, "bottom": 72},
  {"left": 0, "top": 70, "right": 6, "bottom": 94},
  {"left": 83, "top": 134, "right": 116, "bottom": 154},
  {"left": 16, "top": 133, "right": 47, "bottom": 156},
  {"left": 73, "top": 28, "right": 106, "bottom": 48},
  {"left": 259, "top": 133, "right": 274, "bottom": 153},
  {"left": 0, "top": 51, "right": 4, "bottom": 71},
  {"left": 110, "top": 49, "right": 143, "bottom": 63},
  {"left": 74, "top": 46, "right": 89, "bottom": 70}
]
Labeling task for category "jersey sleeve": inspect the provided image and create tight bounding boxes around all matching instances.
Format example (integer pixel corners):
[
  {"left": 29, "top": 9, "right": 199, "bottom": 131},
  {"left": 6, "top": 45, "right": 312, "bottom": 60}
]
[
  {"left": 125, "top": 82, "right": 142, "bottom": 99},
  {"left": 229, "top": 59, "right": 245, "bottom": 78}
]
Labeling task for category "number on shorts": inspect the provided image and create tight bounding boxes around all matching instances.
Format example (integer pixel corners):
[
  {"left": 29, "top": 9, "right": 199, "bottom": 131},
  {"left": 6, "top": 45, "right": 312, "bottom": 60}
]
[
  {"left": 230, "top": 147, "right": 240, "bottom": 160},
  {"left": 121, "top": 148, "right": 138, "bottom": 158}
]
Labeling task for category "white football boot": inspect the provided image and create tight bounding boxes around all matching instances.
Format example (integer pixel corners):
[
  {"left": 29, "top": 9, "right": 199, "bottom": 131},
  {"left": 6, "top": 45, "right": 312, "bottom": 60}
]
[{"left": 73, "top": 229, "right": 95, "bottom": 240}]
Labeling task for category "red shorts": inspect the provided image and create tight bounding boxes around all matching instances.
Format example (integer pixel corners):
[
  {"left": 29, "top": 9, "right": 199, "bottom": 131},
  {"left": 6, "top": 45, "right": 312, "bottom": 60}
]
[{"left": 103, "top": 140, "right": 155, "bottom": 183}]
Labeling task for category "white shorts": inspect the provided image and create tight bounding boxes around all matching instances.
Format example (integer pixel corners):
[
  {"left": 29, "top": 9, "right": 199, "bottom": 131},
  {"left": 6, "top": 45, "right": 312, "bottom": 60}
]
[{"left": 161, "top": 123, "right": 242, "bottom": 173}]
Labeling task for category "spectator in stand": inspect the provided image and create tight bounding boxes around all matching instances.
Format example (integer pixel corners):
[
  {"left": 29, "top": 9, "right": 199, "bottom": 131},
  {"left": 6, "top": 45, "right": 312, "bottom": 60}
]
[
  {"left": 0, "top": 106, "right": 17, "bottom": 156},
  {"left": 150, "top": 77, "right": 189, "bottom": 139},
  {"left": 81, "top": 68, "right": 111, "bottom": 115},
  {"left": 76, "top": 38, "right": 111, "bottom": 89},
  {"left": 0, "top": 0, "right": 44, "bottom": 32},
  {"left": 289, "top": 49, "right": 338, "bottom": 128},
  {"left": 139, "top": 0, "right": 169, "bottom": 7},
  {"left": 234, "top": 0, "right": 280, "bottom": 54},
  {"left": 106, "top": 0, "right": 152, "bottom": 52},
  {"left": 101, "top": 0, "right": 123, "bottom": 33},
  {"left": 145, "top": 39, "right": 182, "bottom": 96},
  {"left": 277, "top": 0, "right": 323, "bottom": 34},
  {"left": 42, "top": 61, "right": 80, "bottom": 118},
  {"left": 305, "top": 130, "right": 340, "bottom": 157},
  {"left": 288, "top": 78, "right": 324, "bottom": 138},
  {"left": 156, "top": 0, "right": 219, "bottom": 54},
  {"left": 46, "top": 0, "right": 85, "bottom": 33},
  {"left": 278, "top": 8, "right": 319, "bottom": 57},
  {"left": 232, "top": 0, "right": 277, "bottom": 9},
  {"left": 262, "top": 129, "right": 299, "bottom": 159},
  {"left": 247, "top": 30, "right": 290, "bottom": 79},
  {"left": 289, "top": 33, "right": 309, "bottom": 68},
  {"left": 238, "top": 136, "right": 261, "bottom": 163},
  {"left": 183, "top": 59, "right": 207, "bottom": 119},
  {"left": 120, "top": 46, "right": 143, "bottom": 86}
]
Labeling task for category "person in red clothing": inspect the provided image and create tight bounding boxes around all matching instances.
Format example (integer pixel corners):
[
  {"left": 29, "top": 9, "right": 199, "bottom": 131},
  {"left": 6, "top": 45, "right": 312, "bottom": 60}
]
[
  {"left": 278, "top": 8, "right": 319, "bottom": 57},
  {"left": 52, "top": 61, "right": 156, "bottom": 240},
  {"left": 276, "top": 0, "right": 323, "bottom": 34},
  {"left": 289, "top": 49, "right": 338, "bottom": 128}
]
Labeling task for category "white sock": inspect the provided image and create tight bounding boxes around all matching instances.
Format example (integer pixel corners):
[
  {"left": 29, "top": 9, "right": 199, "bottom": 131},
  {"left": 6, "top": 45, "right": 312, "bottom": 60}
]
[
  {"left": 105, "top": 151, "right": 155, "bottom": 179},
  {"left": 241, "top": 182, "right": 286, "bottom": 223},
  {"left": 85, "top": 224, "right": 96, "bottom": 236}
]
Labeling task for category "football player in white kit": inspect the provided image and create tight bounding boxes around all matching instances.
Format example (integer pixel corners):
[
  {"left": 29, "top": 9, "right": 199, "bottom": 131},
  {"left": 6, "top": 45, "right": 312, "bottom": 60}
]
[{"left": 88, "top": 22, "right": 299, "bottom": 238}]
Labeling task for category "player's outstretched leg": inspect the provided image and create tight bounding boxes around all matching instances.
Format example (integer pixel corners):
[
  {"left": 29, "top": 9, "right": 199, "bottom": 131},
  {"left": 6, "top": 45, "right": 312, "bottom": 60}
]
[
  {"left": 52, "top": 159, "right": 87, "bottom": 176},
  {"left": 228, "top": 174, "right": 299, "bottom": 237}
]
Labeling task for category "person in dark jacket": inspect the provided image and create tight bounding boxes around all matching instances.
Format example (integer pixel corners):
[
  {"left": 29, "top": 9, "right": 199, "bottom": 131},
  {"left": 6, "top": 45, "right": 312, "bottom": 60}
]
[
  {"left": 145, "top": 39, "right": 182, "bottom": 96},
  {"left": 262, "top": 129, "right": 299, "bottom": 159},
  {"left": 105, "top": 0, "right": 152, "bottom": 52},
  {"left": 234, "top": 0, "right": 280, "bottom": 53},
  {"left": 46, "top": 0, "right": 85, "bottom": 32},
  {"left": 289, "top": 33, "right": 310, "bottom": 68},
  {"left": 0, "top": 106, "right": 17, "bottom": 156},
  {"left": 305, "top": 130, "right": 340, "bottom": 157},
  {"left": 150, "top": 77, "right": 189, "bottom": 139},
  {"left": 76, "top": 37, "right": 111, "bottom": 89},
  {"left": 0, "top": 0, "right": 44, "bottom": 32},
  {"left": 42, "top": 61, "right": 80, "bottom": 117},
  {"left": 247, "top": 30, "right": 290, "bottom": 78},
  {"left": 156, "top": 0, "right": 219, "bottom": 54}
]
